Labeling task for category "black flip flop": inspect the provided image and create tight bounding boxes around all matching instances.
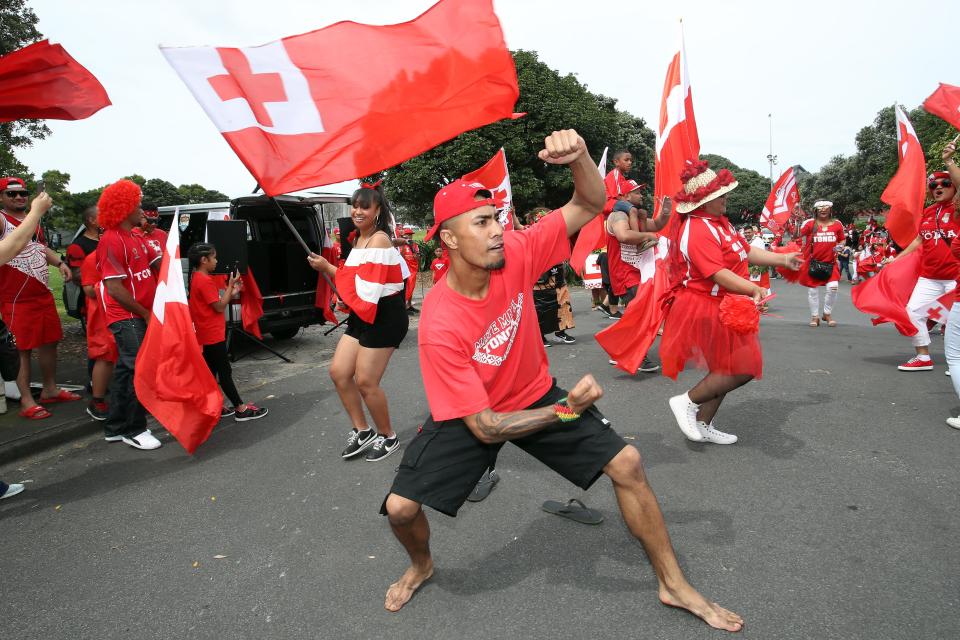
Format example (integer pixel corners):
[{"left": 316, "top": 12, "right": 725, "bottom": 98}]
[
  {"left": 466, "top": 469, "right": 499, "bottom": 502},
  {"left": 541, "top": 498, "right": 603, "bottom": 525}
]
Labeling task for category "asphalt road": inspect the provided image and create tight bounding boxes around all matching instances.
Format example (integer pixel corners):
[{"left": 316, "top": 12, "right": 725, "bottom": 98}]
[{"left": 1, "top": 281, "right": 958, "bottom": 640}]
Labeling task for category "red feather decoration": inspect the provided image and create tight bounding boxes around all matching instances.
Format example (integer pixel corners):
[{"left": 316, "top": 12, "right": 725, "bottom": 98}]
[{"left": 718, "top": 295, "right": 760, "bottom": 334}]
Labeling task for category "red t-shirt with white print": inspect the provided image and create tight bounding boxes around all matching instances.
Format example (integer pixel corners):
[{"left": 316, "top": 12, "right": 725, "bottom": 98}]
[
  {"left": 418, "top": 211, "right": 569, "bottom": 421},
  {"left": 677, "top": 214, "right": 750, "bottom": 296},
  {"left": 97, "top": 228, "right": 161, "bottom": 325}
]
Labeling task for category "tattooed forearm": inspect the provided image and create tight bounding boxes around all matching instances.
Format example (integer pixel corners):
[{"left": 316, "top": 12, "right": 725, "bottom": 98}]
[{"left": 469, "top": 406, "right": 558, "bottom": 444}]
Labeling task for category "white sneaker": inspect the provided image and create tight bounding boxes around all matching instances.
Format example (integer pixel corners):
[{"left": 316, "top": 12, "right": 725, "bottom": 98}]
[
  {"left": 668, "top": 393, "right": 704, "bottom": 442},
  {"left": 121, "top": 430, "right": 162, "bottom": 450},
  {"left": 0, "top": 483, "right": 25, "bottom": 499},
  {"left": 4, "top": 380, "right": 20, "bottom": 401},
  {"left": 946, "top": 417, "right": 960, "bottom": 430},
  {"left": 946, "top": 370, "right": 952, "bottom": 377},
  {"left": 697, "top": 421, "right": 738, "bottom": 444}
]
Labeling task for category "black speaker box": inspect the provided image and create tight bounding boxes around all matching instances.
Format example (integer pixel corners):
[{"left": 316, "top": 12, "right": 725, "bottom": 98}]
[{"left": 207, "top": 220, "right": 249, "bottom": 274}]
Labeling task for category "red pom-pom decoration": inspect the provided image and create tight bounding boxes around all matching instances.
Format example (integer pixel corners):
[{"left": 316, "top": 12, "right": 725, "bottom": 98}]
[
  {"left": 773, "top": 241, "right": 803, "bottom": 283},
  {"left": 96, "top": 179, "right": 142, "bottom": 229},
  {"left": 718, "top": 294, "right": 760, "bottom": 334}
]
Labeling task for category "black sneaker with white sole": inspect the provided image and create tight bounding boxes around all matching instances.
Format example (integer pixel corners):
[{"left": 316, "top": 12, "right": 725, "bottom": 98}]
[
  {"left": 365, "top": 434, "right": 399, "bottom": 462},
  {"left": 221, "top": 406, "right": 235, "bottom": 418},
  {"left": 234, "top": 404, "right": 268, "bottom": 422},
  {"left": 341, "top": 428, "right": 377, "bottom": 458},
  {"left": 551, "top": 331, "right": 576, "bottom": 344},
  {"left": 638, "top": 357, "right": 660, "bottom": 373}
]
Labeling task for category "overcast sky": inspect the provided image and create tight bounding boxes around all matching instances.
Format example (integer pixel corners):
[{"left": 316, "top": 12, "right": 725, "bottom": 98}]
[{"left": 15, "top": 0, "right": 957, "bottom": 198}]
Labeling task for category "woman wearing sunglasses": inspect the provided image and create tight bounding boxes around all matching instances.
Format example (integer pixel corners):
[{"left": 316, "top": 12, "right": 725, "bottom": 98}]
[
  {"left": 797, "top": 201, "right": 845, "bottom": 327},
  {"left": 891, "top": 167, "right": 958, "bottom": 372},
  {"left": 939, "top": 139, "right": 960, "bottom": 427}
]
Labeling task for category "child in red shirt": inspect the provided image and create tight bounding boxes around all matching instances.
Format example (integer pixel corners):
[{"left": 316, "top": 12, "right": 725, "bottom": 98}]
[
  {"left": 80, "top": 252, "right": 117, "bottom": 420},
  {"left": 429, "top": 246, "right": 448, "bottom": 284},
  {"left": 188, "top": 243, "right": 268, "bottom": 423}
]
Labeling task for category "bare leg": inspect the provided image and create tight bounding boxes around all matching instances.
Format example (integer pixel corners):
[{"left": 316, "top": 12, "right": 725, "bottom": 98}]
[
  {"left": 355, "top": 346, "right": 397, "bottom": 437},
  {"left": 384, "top": 493, "right": 434, "bottom": 612},
  {"left": 328, "top": 334, "right": 368, "bottom": 430},
  {"left": 37, "top": 342, "right": 59, "bottom": 397},
  {"left": 605, "top": 447, "right": 743, "bottom": 632},
  {"left": 91, "top": 360, "right": 114, "bottom": 398},
  {"left": 689, "top": 373, "right": 753, "bottom": 424},
  {"left": 16, "top": 350, "right": 35, "bottom": 410}
]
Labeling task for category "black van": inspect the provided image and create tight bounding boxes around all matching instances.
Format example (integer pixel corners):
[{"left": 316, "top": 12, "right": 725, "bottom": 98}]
[{"left": 157, "top": 193, "right": 349, "bottom": 340}]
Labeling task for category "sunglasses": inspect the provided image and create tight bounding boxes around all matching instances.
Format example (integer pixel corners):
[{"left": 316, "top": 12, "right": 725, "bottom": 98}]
[
  {"left": 929, "top": 179, "right": 953, "bottom": 190},
  {"left": 3, "top": 190, "right": 28, "bottom": 198}
]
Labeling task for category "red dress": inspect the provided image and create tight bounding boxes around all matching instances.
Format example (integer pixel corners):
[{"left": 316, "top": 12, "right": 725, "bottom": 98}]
[
  {"left": 797, "top": 219, "right": 844, "bottom": 287},
  {"left": 660, "top": 214, "right": 763, "bottom": 379}
]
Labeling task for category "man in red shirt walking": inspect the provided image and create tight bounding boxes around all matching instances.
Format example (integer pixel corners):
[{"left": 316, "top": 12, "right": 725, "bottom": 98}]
[
  {"left": 96, "top": 180, "right": 163, "bottom": 450},
  {"left": 379, "top": 131, "right": 743, "bottom": 633}
]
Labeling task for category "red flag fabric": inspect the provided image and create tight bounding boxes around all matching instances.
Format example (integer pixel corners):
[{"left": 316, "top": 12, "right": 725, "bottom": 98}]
[
  {"left": 851, "top": 251, "right": 921, "bottom": 336},
  {"left": 161, "top": 0, "right": 518, "bottom": 196},
  {"left": 654, "top": 25, "right": 699, "bottom": 221},
  {"left": 0, "top": 40, "right": 111, "bottom": 122},
  {"left": 135, "top": 221, "right": 222, "bottom": 454},
  {"left": 923, "top": 83, "right": 960, "bottom": 130},
  {"left": 595, "top": 238, "right": 670, "bottom": 374},
  {"left": 881, "top": 105, "right": 927, "bottom": 248},
  {"left": 760, "top": 168, "right": 800, "bottom": 233},
  {"left": 462, "top": 148, "right": 514, "bottom": 231},
  {"left": 240, "top": 269, "right": 264, "bottom": 338},
  {"left": 570, "top": 147, "right": 609, "bottom": 276}
]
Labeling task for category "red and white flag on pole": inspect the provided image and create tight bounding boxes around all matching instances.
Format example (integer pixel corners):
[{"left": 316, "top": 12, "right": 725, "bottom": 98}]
[
  {"left": 160, "top": 0, "right": 518, "bottom": 195},
  {"left": 462, "top": 148, "right": 514, "bottom": 230},
  {"left": 134, "top": 219, "right": 222, "bottom": 454},
  {"left": 923, "top": 83, "right": 960, "bottom": 130},
  {"left": 760, "top": 168, "right": 800, "bottom": 233},
  {"left": 881, "top": 105, "right": 927, "bottom": 249},
  {"left": 569, "top": 147, "right": 609, "bottom": 276},
  {"left": 655, "top": 23, "right": 700, "bottom": 218}
]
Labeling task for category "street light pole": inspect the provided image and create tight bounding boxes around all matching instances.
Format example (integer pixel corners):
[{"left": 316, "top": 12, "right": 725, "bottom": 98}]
[{"left": 766, "top": 113, "right": 778, "bottom": 186}]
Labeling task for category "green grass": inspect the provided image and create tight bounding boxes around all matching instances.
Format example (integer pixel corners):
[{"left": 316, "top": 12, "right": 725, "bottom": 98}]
[{"left": 46, "top": 266, "right": 77, "bottom": 324}]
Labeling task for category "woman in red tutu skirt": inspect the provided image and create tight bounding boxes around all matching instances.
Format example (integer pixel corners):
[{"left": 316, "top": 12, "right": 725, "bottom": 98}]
[{"left": 662, "top": 161, "right": 802, "bottom": 444}]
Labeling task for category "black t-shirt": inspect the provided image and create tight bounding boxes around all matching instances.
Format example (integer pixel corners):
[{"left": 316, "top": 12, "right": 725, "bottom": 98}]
[{"left": 66, "top": 234, "right": 99, "bottom": 268}]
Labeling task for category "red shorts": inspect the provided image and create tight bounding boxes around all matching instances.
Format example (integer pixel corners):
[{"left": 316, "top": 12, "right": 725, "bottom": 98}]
[
  {"left": 660, "top": 289, "right": 763, "bottom": 380},
  {"left": 1, "top": 294, "right": 63, "bottom": 351}
]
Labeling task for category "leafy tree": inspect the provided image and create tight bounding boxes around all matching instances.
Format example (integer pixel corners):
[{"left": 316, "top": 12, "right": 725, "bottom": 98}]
[
  {"left": 0, "top": 0, "right": 48, "bottom": 176},
  {"left": 142, "top": 178, "right": 185, "bottom": 206},
  {"left": 700, "top": 154, "right": 770, "bottom": 225},
  {"left": 177, "top": 183, "right": 229, "bottom": 204}
]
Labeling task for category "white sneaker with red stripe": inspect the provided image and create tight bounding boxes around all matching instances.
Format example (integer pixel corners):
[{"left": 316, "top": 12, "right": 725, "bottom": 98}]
[{"left": 898, "top": 356, "right": 933, "bottom": 371}]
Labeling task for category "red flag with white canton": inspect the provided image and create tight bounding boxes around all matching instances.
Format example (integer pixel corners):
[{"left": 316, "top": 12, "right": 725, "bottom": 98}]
[
  {"left": 655, "top": 25, "right": 699, "bottom": 219},
  {"left": 760, "top": 168, "right": 800, "bottom": 233},
  {"left": 881, "top": 105, "right": 927, "bottom": 248},
  {"left": 569, "top": 147, "right": 608, "bottom": 276},
  {"left": 160, "top": 0, "right": 518, "bottom": 195},
  {"left": 134, "top": 223, "right": 222, "bottom": 454},
  {"left": 462, "top": 148, "right": 514, "bottom": 230},
  {"left": 0, "top": 40, "right": 111, "bottom": 122},
  {"left": 923, "top": 83, "right": 960, "bottom": 130}
]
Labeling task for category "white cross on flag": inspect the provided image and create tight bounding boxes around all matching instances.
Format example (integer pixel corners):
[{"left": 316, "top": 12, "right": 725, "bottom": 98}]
[
  {"left": 462, "top": 148, "right": 514, "bottom": 230},
  {"left": 760, "top": 168, "right": 800, "bottom": 233}
]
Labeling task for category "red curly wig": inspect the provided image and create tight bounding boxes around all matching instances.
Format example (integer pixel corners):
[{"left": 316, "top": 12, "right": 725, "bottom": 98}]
[{"left": 97, "top": 179, "right": 142, "bottom": 229}]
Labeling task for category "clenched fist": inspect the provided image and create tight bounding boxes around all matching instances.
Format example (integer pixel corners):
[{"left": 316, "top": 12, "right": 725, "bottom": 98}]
[
  {"left": 566, "top": 373, "right": 603, "bottom": 415},
  {"left": 538, "top": 130, "right": 587, "bottom": 166}
]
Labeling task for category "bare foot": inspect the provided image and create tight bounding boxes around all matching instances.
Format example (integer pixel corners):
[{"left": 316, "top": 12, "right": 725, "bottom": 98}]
[
  {"left": 659, "top": 583, "right": 744, "bottom": 632},
  {"left": 384, "top": 563, "right": 433, "bottom": 612}
]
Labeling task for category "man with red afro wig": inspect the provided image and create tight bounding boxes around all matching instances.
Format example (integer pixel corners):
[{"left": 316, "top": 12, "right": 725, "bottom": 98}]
[
  {"left": 0, "top": 176, "right": 80, "bottom": 420},
  {"left": 95, "top": 179, "right": 163, "bottom": 450}
]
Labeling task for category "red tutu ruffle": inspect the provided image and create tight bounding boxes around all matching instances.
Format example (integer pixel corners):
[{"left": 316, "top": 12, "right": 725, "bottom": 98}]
[{"left": 660, "top": 289, "right": 763, "bottom": 380}]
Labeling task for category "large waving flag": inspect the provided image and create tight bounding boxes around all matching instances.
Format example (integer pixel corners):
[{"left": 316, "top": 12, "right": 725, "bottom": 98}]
[
  {"left": 760, "top": 168, "right": 799, "bottom": 233},
  {"left": 569, "top": 147, "right": 609, "bottom": 276},
  {"left": 851, "top": 251, "right": 921, "bottom": 336},
  {"left": 161, "top": 0, "right": 518, "bottom": 195},
  {"left": 134, "top": 221, "right": 222, "bottom": 454},
  {"left": 0, "top": 40, "right": 111, "bottom": 122},
  {"left": 462, "top": 148, "right": 514, "bottom": 230},
  {"left": 655, "top": 24, "right": 700, "bottom": 218},
  {"left": 923, "top": 83, "right": 960, "bottom": 130},
  {"left": 882, "top": 105, "right": 927, "bottom": 248}
]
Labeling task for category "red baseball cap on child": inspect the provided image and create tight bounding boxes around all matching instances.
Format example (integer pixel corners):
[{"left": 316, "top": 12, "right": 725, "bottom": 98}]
[{"left": 425, "top": 180, "right": 495, "bottom": 241}]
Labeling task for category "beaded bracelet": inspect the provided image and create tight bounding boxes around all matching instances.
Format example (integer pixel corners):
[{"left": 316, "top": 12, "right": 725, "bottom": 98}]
[{"left": 553, "top": 397, "right": 580, "bottom": 422}]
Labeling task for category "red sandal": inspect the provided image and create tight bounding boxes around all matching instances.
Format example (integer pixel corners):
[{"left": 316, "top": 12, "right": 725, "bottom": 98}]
[
  {"left": 19, "top": 405, "right": 52, "bottom": 420},
  {"left": 38, "top": 389, "right": 82, "bottom": 404}
]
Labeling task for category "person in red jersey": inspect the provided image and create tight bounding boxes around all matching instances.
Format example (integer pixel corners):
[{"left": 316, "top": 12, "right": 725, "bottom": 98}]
[
  {"left": 0, "top": 177, "right": 79, "bottom": 419},
  {"left": 663, "top": 161, "right": 801, "bottom": 446},
  {"left": 187, "top": 243, "right": 268, "bottom": 423},
  {"left": 397, "top": 227, "right": 420, "bottom": 313},
  {"left": 890, "top": 171, "right": 959, "bottom": 371},
  {"left": 379, "top": 132, "right": 745, "bottom": 633},
  {"left": 96, "top": 179, "right": 163, "bottom": 450},
  {"left": 941, "top": 139, "right": 960, "bottom": 426},
  {"left": 132, "top": 202, "right": 168, "bottom": 257},
  {"left": 79, "top": 252, "right": 116, "bottom": 422},
  {"left": 798, "top": 201, "right": 845, "bottom": 327},
  {"left": 428, "top": 245, "right": 448, "bottom": 284}
]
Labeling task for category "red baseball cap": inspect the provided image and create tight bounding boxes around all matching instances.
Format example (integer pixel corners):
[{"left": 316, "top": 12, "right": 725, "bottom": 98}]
[
  {"left": 425, "top": 180, "right": 495, "bottom": 241},
  {"left": 625, "top": 179, "right": 645, "bottom": 192},
  {"left": 929, "top": 171, "right": 951, "bottom": 182},
  {"left": 0, "top": 177, "right": 27, "bottom": 192}
]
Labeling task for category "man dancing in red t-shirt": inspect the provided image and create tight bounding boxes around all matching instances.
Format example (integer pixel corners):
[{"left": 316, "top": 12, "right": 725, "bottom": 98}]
[{"left": 380, "top": 131, "right": 743, "bottom": 632}]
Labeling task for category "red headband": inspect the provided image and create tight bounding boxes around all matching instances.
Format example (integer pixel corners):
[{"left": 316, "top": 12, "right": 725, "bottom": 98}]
[{"left": 360, "top": 179, "right": 383, "bottom": 190}]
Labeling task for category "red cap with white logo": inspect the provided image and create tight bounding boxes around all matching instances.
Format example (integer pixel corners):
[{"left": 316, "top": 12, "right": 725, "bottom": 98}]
[
  {"left": 0, "top": 177, "right": 27, "bottom": 192},
  {"left": 425, "top": 180, "right": 495, "bottom": 241}
]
